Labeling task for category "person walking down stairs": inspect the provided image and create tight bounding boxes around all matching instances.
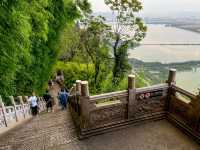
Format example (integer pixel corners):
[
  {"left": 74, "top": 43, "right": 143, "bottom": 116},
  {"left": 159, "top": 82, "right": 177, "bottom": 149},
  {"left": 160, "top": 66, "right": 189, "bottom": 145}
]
[
  {"left": 43, "top": 90, "right": 53, "bottom": 112},
  {"left": 28, "top": 92, "right": 38, "bottom": 116},
  {"left": 58, "top": 88, "right": 69, "bottom": 110}
]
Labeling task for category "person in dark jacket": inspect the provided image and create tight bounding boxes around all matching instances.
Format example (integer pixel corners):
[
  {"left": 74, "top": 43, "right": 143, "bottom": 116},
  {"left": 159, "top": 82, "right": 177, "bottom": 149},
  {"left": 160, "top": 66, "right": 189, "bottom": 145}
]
[
  {"left": 58, "top": 88, "right": 69, "bottom": 110},
  {"left": 43, "top": 90, "right": 53, "bottom": 112}
]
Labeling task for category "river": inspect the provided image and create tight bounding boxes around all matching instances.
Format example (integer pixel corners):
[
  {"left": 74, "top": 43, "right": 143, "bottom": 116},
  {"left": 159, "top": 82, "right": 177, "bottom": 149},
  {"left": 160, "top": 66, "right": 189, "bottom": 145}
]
[{"left": 128, "top": 24, "right": 200, "bottom": 93}]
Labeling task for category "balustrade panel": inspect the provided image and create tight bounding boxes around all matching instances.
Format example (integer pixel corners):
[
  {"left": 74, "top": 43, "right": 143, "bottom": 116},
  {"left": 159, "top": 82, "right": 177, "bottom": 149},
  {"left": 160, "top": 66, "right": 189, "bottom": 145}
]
[
  {"left": 88, "top": 91, "right": 128, "bottom": 129},
  {"left": 168, "top": 85, "right": 200, "bottom": 139}
]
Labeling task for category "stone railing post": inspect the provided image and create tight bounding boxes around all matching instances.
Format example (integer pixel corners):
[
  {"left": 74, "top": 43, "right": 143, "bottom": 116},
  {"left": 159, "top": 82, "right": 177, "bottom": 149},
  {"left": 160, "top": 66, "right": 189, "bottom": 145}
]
[
  {"left": 166, "top": 69, "right": 176, "bottom": 111},
  {"left": 73, "top": 83, "right": 76, "bottom": 93},
  {"left": 24, "top": 96, "right": 31, "bottom": 115},
  {"left": 70, "top": 84, "right": 76, "bottom": 95},
  {"left": 128, "top": 75, "right": 136, "bottom": 118},
  {"left": 76, "top": 80, "right": 82, "bottom": 95},
  {"left": 76, "top": 80, "right": 82, "bottom": 115},
  {"left": 0, "top": 96, "right": 8, "bottom": 127},
  {"left": 9, "top": 96, "right": 18, "bottom": 122},
  {"left": 39, "top": 97, "right": 45, "bottom": 112},
  {"left": 24, "top": 96, "right": 29, "bottom": 103},
  {"left": 81, "top": 81, "right": 89, "bottom": 97},
  {"left": 187, "top": 95, "right": 200, "bottom": 130},
  {"left": 167, "top": 69, "right": 176, "bottom": 86},
  {"left": 18, "top": 96, "right": 26, "bottom": 119},
  {"left": 80, "top": 81, "right": 90, "bottom": 128}
]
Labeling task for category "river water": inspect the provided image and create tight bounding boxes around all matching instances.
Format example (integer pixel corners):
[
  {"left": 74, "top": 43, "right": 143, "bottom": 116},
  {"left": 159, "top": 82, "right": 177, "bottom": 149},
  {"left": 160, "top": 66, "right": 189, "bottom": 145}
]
[{"left": 128, "top": 24, "right": 200, "bottom": 93}]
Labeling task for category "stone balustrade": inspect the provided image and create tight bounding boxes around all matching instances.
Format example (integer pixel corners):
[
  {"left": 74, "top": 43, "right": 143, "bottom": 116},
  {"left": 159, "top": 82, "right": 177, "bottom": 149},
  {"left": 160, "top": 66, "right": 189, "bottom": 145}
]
[
  {"left": 69, "top": 69, "right": 200, "bottom": 142},
  {"left": 0, "top": 96, "right": 46, "bottom": 131}
]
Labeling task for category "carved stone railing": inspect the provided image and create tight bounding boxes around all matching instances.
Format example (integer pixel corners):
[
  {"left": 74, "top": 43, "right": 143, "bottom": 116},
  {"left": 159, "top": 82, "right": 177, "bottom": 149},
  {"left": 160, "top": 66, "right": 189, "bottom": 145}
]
[
  {"left": 69, "top": 69, "right": 200, "bottom": 142},
  {"left": 132, "top": 83, "right": 168, "bottom": 119},
  {"left": 69, "top": 70, "right": 175, "bottom": 138},
  {"left": 85, "top": 90, "right": 128, "bottom": 129},
  {"left": 167, "top": 84, "right": 200, "bottom": 142},
  {"left": 0, "top": 96, "right": 46, "bottom": 131}
]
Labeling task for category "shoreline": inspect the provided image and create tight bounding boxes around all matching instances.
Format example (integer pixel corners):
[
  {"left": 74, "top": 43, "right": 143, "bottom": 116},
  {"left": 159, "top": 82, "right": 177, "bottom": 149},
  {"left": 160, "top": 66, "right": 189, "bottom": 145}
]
[
  {"left": 129, "top": 58, "right": 200, "bottom": 93},
  {"left": 129, "top": 58, "right": 200, "bottom": 70},
  {"left": 171, "top": 25, "right": 200, "bottom": 34},
  {"left": 145, "top": 23, "right": 200, "bottom": 34}
]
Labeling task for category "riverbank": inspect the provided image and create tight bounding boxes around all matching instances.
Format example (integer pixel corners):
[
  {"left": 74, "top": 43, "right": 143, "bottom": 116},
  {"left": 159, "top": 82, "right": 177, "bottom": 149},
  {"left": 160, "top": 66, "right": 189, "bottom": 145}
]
[
  {"left": 129, "top": 58, "right": 200, "bottom": 91},
  {"left": 128, "top": 24, "right": 200, "bottom": 93},
  {"left": 171, "top": 24, "right": 200, "bottom": 34}
]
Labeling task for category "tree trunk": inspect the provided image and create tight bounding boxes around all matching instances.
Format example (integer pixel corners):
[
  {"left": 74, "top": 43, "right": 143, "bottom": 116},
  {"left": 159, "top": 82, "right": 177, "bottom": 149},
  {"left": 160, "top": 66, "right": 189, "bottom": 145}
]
[
  {"left": 113, "top": 34, "right": 120, "bottom": 81},
  {"left": 94, "top": 62, "right": 100, "bottom": 86}
]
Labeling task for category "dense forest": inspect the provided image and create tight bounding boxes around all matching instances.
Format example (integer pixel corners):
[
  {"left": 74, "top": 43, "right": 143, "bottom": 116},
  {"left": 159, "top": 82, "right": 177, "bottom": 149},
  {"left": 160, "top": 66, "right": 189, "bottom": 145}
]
[
  {"left": 0, "top": 0, "right": 90, "bottom": 99},
  {"left": 54, "top": 0, "right": 147, "bottom": 94},
  {"left": 0, "top": 0, "right": 147, "bottom": 101}
]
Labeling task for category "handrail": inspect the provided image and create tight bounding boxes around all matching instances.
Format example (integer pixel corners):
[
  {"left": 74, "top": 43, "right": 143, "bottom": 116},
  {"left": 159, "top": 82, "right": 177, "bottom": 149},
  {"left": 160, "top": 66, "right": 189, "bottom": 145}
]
[
  {"left": 5, "top": 106, "right": 14, "bottom": 109},
  {"left": 171, "top": 85, "right": 196, "bottom": 100},
  {"left": 69, "top": 86, "right": 76, "bottom": 95},
  {"left": 136, "top": 83, "right": 169, "bottom": 93},
  {"left": 89, "top": 90, "right": 128, "bottom": 102},
  {"left": 0, "top": 98, "right": 46, "bottom": 129},
  {"left": 88, "top": 84, "right": 169, "bottom": 102}
]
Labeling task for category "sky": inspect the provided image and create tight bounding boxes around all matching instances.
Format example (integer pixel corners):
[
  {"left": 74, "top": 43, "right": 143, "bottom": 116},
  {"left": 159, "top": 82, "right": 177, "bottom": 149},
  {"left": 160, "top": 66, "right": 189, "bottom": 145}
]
[{"left": 89, "top": 0, "right": 200, "bottom": 16}]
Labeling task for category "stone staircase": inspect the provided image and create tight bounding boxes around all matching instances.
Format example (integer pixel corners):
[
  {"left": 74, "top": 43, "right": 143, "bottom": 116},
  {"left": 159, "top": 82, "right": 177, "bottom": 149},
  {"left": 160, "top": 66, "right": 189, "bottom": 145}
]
[
  {"left": 0, "top": 110, "right": 199, "bottom": 150},
  {"left": 0, "top": 110, "right": 77, "bottom": 150},
  {"left": 0, "top": 73, "right": 199, "bottom": 149}
]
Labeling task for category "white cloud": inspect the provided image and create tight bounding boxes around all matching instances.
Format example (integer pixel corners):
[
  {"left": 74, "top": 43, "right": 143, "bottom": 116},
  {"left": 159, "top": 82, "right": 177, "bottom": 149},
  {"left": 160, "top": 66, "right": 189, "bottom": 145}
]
[
  {"left": 89, "top": 0, "right": 200, "bottom": 14},
  {"left": 140, "top": 0, "right": 200, "bottom": 14},
  {"left": 88, "top": 0, "right": 110, "bottom": 12}
]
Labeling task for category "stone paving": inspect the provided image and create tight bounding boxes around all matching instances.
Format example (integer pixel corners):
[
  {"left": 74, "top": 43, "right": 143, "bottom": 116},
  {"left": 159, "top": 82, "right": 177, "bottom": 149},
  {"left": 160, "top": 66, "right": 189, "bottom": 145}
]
[{"left": 0, "top": 109, "right": 199, "bottom": 150}]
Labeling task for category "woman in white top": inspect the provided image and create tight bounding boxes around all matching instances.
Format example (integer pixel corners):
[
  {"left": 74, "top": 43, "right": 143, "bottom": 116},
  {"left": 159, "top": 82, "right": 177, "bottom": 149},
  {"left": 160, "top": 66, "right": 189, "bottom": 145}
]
[{"left": 28, "top": 92, "right": 38, "bottom": 116}]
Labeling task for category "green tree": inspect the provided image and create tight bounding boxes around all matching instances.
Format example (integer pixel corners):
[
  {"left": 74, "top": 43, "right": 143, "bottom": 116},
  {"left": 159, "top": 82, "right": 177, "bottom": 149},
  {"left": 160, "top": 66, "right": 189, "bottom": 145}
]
[
  {"left": 0, "top": 0, "right": 32, "bottom": 97},
  {"left": 58, "top": 16, "right": 112, "bottom": 92},
  {"left": 0, "top": 0, "right": 91, "bottom": 100},
  {"left": 105, "top": 0, "right": 147, "bottom": 84},
  {"left": 79, "top": 16, "right": 111, "bottom": 88}
]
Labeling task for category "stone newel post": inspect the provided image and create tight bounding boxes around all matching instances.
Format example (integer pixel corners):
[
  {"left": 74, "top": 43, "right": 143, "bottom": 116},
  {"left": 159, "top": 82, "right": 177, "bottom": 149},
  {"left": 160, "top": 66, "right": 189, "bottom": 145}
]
[
  {"left": 0, "top": 96, "right": 7, "bottom": 127},
  {"left": 128, "top": 75, "right": 136, "bottom": 118},
  {"left": 76, "top": 80, "right": 82, "bottom": 115},
  {"left": 9, "top": 96, "right": 18, "bottom": 122},
  {"left": 81, "top": 81, "right": 89, "bottom": 97},
  {"left": 128, "top": 75, "right": 135, "bottom": 89},
  {"left": 167, "top": 69, "right": 176, "bottom": 85},
  {"left": 24, "top": 96, "right": 29, "bottom": 103},
  {"left": 18, "top": 96, "right": 26, "bottom": 118},
  {"left": 76, "top": 80, "right": 82, "bottom": 95},
  {"left": 80, "top": 81, "right": 90, "bottom": 128},
  {"left": 166, "top": 69, "right": 177, "bottom": 110}
]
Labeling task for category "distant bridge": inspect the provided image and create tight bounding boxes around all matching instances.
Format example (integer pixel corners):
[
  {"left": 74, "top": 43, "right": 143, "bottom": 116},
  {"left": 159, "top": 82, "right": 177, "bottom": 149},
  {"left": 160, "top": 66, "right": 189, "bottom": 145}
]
[{"left": 140, "top": 43, "right": 200, "bottom": 46}]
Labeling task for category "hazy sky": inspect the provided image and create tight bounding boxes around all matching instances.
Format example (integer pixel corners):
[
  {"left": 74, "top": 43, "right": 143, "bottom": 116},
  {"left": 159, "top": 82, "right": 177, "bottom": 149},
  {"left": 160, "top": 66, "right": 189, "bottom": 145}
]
[{"left": 89, "top": 0, "right": 200, "bottom": 15}]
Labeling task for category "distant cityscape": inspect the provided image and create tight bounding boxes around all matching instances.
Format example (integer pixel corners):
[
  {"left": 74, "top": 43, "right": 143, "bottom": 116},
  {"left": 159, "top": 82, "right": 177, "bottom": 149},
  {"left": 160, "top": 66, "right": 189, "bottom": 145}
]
[{"left": 93, "top": 12, "right": 200, "bottom": 33}]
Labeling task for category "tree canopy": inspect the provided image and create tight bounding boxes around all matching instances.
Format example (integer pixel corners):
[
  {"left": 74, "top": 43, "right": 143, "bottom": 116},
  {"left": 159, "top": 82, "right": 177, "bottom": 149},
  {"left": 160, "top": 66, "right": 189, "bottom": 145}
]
[
  {"left": 55, "top": 0, "right": 148, "bottom": 94},
  {"left": 0, "top": 0, "right": 90, "bottom": 100},
  {"left": 0, "top": 0, "right": 148, "bottom": 101},
  {"left": 105, "top": 0, "right": 147, "bottom": 83}
]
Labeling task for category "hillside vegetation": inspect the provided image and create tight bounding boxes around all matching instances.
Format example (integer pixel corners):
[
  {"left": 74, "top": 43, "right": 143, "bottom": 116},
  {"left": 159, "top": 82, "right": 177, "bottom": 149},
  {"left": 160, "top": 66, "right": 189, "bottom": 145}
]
[
  {"left": 0, "top": 0, "right": 148, "bottom": 102},
  {"left": 54, "top": 0, "right": 147, "bottom": 94},
  {"left": 0, "top": 0, "right": 89, "bottom": 100}
]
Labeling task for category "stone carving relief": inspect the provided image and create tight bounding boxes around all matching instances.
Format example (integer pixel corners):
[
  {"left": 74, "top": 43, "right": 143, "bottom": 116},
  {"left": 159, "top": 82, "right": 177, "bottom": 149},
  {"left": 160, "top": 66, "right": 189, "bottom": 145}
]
[
  {"left": 0, "top": 108, "right": 6, "bottom": 128},
  {"left": 137, "top": 90, "right": 163, "bottom": 100},
  {"left": 134, "top": 90, "right": 165, "bottom": 116},
  {"left": 89, "top": 105, "right": 126, "bottom": 127},
  {"left": 171, "top": 99, "right": 189, "bottom": 122}
]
